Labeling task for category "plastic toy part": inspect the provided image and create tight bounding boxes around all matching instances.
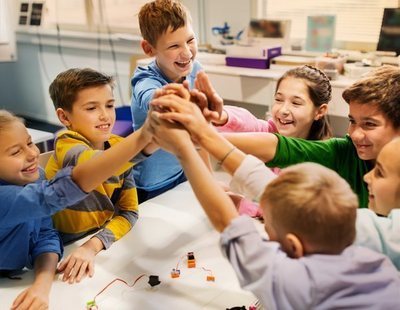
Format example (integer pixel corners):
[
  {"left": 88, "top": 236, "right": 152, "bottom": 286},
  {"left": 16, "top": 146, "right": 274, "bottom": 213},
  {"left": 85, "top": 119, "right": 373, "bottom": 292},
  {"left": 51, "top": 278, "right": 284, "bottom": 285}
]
[
  {"left": 171, "top": 268, "right": 181, "bottom": 278},
  {"left": 187, "top": 252, "right": 196, "bottom": 268},
  {"left": 86, "top": 301, "right": 98, "bottom": 310},
  {"left": 206, "top": 275, "right": 215, "bottom": 282},
  {"left": 148, "top": 275, "right": 161, "bottom": 287}
]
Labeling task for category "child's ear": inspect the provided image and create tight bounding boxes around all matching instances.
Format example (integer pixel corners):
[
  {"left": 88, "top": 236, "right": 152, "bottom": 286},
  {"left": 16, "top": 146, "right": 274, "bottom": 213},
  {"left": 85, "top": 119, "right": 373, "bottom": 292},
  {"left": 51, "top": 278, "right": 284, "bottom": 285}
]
[
  {"left": 285, "top": 233, "right": 304, "bottom": 258},
  {"left": 141, "top": 40, "right": 156, "bottom": 57},
  {"left": 56, "top": 108, "right": 71, "bottom": 127},
  {"left": 314, "top": 103, "right": 328, "bottom": 121}
]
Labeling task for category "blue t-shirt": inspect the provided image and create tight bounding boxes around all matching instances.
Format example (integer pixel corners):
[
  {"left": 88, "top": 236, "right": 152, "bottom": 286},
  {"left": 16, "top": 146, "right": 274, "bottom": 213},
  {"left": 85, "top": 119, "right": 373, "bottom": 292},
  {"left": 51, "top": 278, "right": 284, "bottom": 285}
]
[
  {"left": 130, "top": 60, "right": 202, "bottom": 191},
  {"left": 0, "top": 167, "right": 87, "bottom": 271}
]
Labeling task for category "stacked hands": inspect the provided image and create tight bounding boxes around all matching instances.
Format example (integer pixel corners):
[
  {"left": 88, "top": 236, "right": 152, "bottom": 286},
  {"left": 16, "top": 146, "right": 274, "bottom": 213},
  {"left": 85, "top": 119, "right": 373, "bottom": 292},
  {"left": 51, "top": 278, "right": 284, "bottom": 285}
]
[{"left": 148, "top": 71, "right": 223, "bottom": 155}]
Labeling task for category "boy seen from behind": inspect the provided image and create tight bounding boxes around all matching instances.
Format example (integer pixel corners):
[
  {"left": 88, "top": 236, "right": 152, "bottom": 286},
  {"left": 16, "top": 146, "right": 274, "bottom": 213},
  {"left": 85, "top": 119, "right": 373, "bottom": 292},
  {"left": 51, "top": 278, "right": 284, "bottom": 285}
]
[
  {"left": 130, "top": 0, "right": 202, "bottom": 202},
  {"left": 46, "top": 68, "right": 151, "bottom": 284},
  {"left": 148, "top": 116, "right": 400, "bottom": 308}
]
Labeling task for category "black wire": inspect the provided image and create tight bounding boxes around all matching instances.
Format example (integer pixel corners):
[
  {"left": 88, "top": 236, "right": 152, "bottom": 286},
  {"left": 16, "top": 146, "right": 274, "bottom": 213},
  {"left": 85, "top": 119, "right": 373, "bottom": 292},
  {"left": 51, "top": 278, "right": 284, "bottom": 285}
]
[{"left": 56, "top": 23, "right": 68, "bottom": 68}]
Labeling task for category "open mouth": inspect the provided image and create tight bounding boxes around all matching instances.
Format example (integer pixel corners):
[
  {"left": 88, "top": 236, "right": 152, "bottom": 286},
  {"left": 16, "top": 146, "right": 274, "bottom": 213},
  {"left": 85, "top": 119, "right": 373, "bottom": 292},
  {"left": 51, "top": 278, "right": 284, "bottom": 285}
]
[
  {"left": 22, "top": 163, "right": 38, "bottom": 174},
  {"left": 96, "top": 124, "right": 111, "bottom": 130},
  {"left": 175, "top": 59, "right": 191, "bottom": 68},
  {"left": 277, "top": 118, "right": 294, "bottom": 126}
]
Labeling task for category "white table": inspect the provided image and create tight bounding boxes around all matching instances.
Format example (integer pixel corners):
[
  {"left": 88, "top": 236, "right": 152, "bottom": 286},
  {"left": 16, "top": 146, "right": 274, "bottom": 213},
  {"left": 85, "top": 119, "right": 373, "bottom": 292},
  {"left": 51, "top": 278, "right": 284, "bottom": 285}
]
[
  {"left": 28, "top": 128, "right": 55, "bottom": 152},
  {"left": 0, "top": 175, "right": 259, "bottom": 309}
]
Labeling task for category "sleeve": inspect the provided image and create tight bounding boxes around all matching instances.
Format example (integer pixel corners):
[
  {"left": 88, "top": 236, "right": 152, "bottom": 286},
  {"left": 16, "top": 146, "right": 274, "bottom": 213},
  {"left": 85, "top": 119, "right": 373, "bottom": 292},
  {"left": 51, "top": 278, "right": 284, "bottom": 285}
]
[
  {"left": 220, "top": 216, "right": 311, "bottom": 309},
  {"left": 29, "top": 216, "right": 63, "bottom": 268},
  {"left": 133, "top": 78, "right": 163, "bottom": 112},
  {"left": 94, "top": 169, "right": 139, "bottom": 249},
  {"left": 216, "top": 106, "right": 277, "bottom": 133},
  {"left": 355, "top": 209, "right": 400, "bottom": 270},
  {"left": 267, "top": 134, "right": 342, "bottom": 170},
  {"left": 230, "top": 155, "right": 277, "bottom": 202},
  {"left": 53, "top": 132, "right": 134, "bottom": 181},
  {"left": 0, "top": 167, "right": 88, "bottom": 228}
]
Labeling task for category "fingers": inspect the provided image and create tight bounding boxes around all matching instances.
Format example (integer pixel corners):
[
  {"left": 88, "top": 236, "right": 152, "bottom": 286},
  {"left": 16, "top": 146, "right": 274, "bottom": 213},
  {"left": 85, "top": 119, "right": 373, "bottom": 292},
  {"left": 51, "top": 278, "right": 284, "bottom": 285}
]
[
  {"left": 162, "top": 83, "right": 190, "bottom": 100},
  {"left": 190, "top": 89, "right": 208, "bottom": 111},
  {"left": 74, "top": 261, "right": 89, "bottom": 283}
]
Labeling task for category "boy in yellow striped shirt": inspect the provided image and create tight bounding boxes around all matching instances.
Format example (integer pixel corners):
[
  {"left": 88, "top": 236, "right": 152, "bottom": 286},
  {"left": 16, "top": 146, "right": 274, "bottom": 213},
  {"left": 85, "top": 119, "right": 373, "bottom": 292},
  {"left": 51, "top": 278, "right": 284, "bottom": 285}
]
[{"left": 46, "top": 68, "right": 152, "bottom": 284}]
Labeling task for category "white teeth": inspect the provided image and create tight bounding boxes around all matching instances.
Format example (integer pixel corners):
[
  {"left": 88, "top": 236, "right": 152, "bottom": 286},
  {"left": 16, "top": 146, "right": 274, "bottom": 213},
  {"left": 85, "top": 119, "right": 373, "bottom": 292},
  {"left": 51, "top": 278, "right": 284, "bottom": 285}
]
[{"left": 97, "top": 124, "right": 109, "bottom": 129}]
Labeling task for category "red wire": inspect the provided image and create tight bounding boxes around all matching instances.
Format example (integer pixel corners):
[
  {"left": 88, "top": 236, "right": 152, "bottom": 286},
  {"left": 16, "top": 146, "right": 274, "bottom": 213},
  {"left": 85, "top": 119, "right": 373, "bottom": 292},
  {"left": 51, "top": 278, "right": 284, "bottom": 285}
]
[{"left": 93, "top": 274, "right": 147, "bottom": 303}]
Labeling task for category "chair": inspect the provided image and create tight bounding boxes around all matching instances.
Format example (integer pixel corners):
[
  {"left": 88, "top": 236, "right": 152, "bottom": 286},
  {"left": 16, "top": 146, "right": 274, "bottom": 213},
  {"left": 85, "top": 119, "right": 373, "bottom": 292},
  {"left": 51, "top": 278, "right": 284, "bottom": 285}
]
[
  {"left": 112, "top": 106, "right": 134, "bottom": 137},
  {"left": 38, "top": 151, "right": 54, "bottom": 168}
]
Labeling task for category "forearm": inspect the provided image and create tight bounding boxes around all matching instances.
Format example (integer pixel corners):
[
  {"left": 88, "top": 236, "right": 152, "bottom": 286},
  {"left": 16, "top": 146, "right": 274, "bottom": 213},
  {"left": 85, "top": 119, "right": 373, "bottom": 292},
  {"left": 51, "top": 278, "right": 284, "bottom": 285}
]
[
  {"left": 222, "top": 132, "right": 278, "bottom": 163},
  {"left": 72, "top": 127, "right": 150, "bottom": 192},
  {"left": 196, "top": 126, "right": 247, "bottom": 175},
  {"left": 33, "top": 253, "right": 58, "bottom": 292},
  {"left": 177, "top": 143, "right": 238, "bottom": 232}
]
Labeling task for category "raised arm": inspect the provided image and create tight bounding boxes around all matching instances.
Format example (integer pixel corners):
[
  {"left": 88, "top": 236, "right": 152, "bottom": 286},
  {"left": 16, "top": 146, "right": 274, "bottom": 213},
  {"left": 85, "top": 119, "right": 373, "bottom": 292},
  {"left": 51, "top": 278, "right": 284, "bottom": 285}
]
[
  {"left": 149, "top": 114, "right": 238, "bottom": 232},
  {"left": 71, "top": 118, "right": 152, "bottom": 193}
]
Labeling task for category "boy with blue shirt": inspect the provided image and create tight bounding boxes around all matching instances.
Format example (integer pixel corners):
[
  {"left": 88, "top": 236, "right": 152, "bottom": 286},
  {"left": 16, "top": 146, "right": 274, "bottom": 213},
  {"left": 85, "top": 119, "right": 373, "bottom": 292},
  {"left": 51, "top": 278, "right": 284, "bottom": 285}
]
[{"left": 131, "top": 0, "right": 202, "bottom": 202}]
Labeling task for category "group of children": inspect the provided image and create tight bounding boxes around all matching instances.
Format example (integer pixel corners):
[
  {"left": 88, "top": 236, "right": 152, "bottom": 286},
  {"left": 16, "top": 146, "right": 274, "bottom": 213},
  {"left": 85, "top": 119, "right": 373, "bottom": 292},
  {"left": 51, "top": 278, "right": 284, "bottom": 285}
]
[{"left": 1, "top": 0, "right": 399, "bottom": 309}]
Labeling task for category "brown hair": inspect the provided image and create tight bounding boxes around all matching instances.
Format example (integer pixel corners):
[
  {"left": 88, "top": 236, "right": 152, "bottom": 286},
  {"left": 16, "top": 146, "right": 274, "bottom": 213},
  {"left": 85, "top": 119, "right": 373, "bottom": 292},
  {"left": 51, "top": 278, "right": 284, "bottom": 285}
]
[
  {"left": 276, "top": 65, "right": 333, "bottom": 140},
  {"left": 138, "top": 0, "right": 190, "bottom": 47},
  {"left": 0, "top": 109, "right": 24, "bottom": 132},
  {"left": 260, "top": 162, "right": 357, "bottom": 254},
  {"left": 342, "top": 65, "right": 400, "bottom": 129},
  {"left": 49, "top": 68, "right": 114, "bottom": 112}
]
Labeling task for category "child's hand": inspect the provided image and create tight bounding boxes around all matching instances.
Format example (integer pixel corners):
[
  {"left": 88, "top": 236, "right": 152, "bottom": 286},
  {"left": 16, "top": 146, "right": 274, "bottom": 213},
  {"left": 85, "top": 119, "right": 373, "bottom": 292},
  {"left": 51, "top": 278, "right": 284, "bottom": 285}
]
[
  {"left": 195, "top": 71, "right": 224, "bottom": 117},
  {"left": 57, "top": 245, "right": 96, "bottom": 284},
  {"left": 11, "top": 284, "right": 49, "bottom": 310},
  {"left": 149, "top": 111, "right": 192, "bottom": 155},
  {"left": 151, "top": 94, "right": 209, "bottom": 143}
]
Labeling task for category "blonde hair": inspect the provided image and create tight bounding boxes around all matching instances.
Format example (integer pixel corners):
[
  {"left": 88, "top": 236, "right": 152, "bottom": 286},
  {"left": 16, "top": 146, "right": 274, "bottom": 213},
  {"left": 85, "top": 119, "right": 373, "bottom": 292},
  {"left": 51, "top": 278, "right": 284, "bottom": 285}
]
[
  {"left": 261, "top": 163, "right": 357, "bottom": 254},
  {"left": 138, "top": 0, "right": 191, "bottom": 47},
  {"left": 0, "top": 110, "right": 24, "bottom": 132}
]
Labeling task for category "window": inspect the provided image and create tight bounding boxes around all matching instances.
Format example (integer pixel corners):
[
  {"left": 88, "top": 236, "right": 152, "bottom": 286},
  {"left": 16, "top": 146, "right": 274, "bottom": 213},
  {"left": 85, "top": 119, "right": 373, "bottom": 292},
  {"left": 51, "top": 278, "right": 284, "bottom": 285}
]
[
  {"left": 43, "top": 0, "right": 150, "bottom": 33},
  {"left": 263, "top": 0, "right": 399, "bottom": 43}
]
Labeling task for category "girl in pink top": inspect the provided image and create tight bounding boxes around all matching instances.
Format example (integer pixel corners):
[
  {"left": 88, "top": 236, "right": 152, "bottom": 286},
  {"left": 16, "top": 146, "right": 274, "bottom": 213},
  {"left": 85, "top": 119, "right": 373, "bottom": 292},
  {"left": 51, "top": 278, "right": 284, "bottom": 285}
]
[{"left": 209, "top": 65, "right": 334, "bottom": 216}]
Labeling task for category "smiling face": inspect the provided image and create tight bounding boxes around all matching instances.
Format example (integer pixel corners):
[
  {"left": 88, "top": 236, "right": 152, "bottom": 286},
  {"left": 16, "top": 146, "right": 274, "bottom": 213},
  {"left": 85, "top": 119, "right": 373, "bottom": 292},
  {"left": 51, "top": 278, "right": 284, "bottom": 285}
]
[
  {"left": 363, "top": 138, "right": 400, "bottom": 215},
  {"left": 58, "top": 84, "right": 116, "bottom": 150},
  {"left": 348, "top": 101, "right": 400, "bottom": 161},
  {"left": 0, "top": 121, "right": 40, "bottom": 185},
  {"left": 272, "top": 77, "right": 326, "bottom": 139},
  {"left": 144, "top": 23, "right": 197, "bottom": 82}
]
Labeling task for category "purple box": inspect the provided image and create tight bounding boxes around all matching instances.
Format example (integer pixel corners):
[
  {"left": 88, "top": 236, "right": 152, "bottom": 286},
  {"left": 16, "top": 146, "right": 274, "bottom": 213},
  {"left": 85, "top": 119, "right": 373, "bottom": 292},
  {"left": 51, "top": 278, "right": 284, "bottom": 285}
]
[
  {"left": 225, "top": 46, "right": 282, "bottom": 69},
  {"left": 226, "top": 57, "right": 270, "bottom": 69}
]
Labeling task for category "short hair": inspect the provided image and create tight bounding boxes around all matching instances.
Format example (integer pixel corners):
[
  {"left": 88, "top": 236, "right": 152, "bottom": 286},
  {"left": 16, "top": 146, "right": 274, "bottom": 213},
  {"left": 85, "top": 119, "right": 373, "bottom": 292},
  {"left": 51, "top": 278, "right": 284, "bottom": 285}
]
[
  {"left": 49, "top": 68, "right": 114, "bottom": 112},
  {"left": 260, "top": 162, "right": 357, "bottom": 254},
  {"left": 342, "top": 65, "right": 400, "bottom": 129},
  {"left": 138, "top": 0, "right": 191, "bottom": 47},
  {"left": 276, "top": 65, "right": 333, "bottom": 140},
  {"left": 0, "top": 109, "right": 24, "bottom": 132}
]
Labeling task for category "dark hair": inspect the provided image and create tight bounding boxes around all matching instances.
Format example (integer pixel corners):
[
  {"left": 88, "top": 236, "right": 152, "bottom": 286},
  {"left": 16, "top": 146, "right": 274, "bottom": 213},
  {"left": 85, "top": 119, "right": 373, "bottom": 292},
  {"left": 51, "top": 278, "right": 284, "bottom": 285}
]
[
  {"left": 342, "top": 65, "right": 400, "bottom": 129},
  {"left": 138, "top": 0, "right": 190, "bottom": 47},
  {"left": 49, "top": 68, "right": 114, "bottom": 111},
  {"left": 276, "top": 65, "right": 333, "bottom": 140}
]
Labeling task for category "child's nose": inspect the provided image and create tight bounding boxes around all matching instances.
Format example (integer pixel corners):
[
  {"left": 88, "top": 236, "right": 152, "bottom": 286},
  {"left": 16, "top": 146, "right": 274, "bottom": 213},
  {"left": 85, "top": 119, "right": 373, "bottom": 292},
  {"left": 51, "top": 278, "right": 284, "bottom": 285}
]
[{"left": 181, "top": 44, "right": 192, "bottom": 58}]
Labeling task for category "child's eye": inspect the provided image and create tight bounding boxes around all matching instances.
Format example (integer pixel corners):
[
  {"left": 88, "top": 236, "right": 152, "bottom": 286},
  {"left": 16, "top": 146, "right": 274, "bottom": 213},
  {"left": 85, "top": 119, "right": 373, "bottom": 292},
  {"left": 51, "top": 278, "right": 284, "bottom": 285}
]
[
  {"left": 348, "top": 119, "right": 356, "bottom": 125},
  {"left": 374, "top": 167, "right": 383, "bottom": 178},
  {"left": 274, "top": 97, "right": 283, "bottom": 102},
  {"left": 86, "top": 106, "right": 96, "bottom": 111},
  {"left": 106, "top": 103, "right": 115, "bottom": 109},
  {"left": 187, "top": 38, "right": 195, "bottom": 44},
  {"left": 168, "top": 44, "right": 179, "bottom": 49},
  {"left": 365, "top": 122, "right": 377, "bottom": 128},
  {"left": 292, "top": 101, "right": 302, "bottom": 106},
  {"left": 11, "top": 149, "right": 21, "bottom": 156}
]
